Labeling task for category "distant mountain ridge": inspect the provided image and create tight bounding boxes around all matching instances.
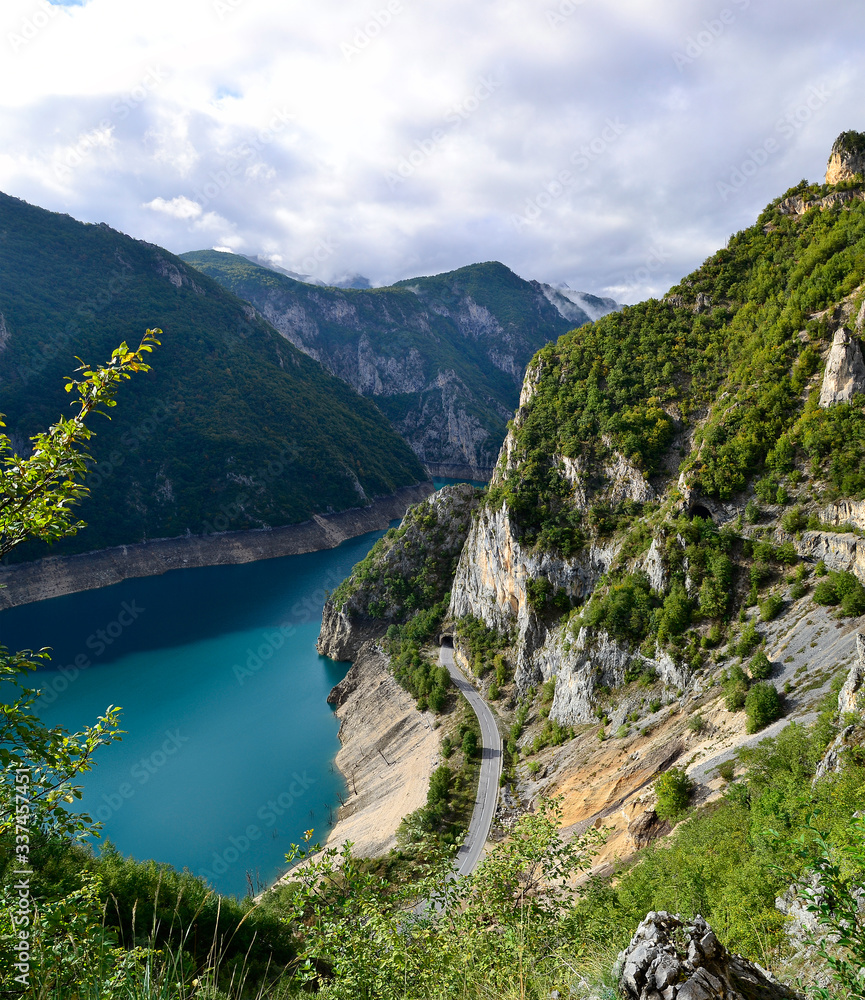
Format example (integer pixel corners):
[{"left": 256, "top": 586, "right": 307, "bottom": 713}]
[
  {"left": 180, "top": 251, "right": 621, "bottom": 477},
  {"left": 0, "top": 192, "right": 428, "bottom": 560}
]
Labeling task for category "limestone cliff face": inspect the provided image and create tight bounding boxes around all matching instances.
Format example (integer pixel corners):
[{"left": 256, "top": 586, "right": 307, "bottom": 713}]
[
  {"left": 181, "top": 256, "right": 624, "bottom": 479},
  {"left": 826, "top": 130, "right": 865, "bottom": 184},
  {"left": 789, "top": 528, "right": 865, "bottom": 583},
  {"left": 449, "top": 500, "right": 619, "bottom": 691},
  {"left": 819, "top": 328, "right": 865, "bottom": 407}
]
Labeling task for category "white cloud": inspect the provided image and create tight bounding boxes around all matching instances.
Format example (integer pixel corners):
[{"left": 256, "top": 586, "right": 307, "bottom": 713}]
[
  {"left": 143, "top": 196, "right": 202, "bottom": 219},
  {"left": 0, "top": 0, "right": 863, "bottom": 300}
]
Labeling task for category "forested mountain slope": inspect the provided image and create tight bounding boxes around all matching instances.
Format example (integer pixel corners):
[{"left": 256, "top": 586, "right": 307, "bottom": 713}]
[
  {"left": 0, "top": 193, "right": 428, "bottom": 560},
  {"left": 180, "top": 251, "right": 618, "bottom": 477},
  {"left": 450, "top": 167, "right": 865, "bottom": 717}
]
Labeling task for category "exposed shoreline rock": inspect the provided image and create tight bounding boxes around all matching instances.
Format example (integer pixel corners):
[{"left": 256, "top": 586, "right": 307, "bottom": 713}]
[
  {"left": 0, "top": 482, "right": 435, "bottom": 609},
  {"left": 271, "top": 642, "right": 440, "bottom": 874}
]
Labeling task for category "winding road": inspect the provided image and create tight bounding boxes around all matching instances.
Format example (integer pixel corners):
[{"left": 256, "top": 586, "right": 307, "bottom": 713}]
[{"left": 439, "top": 642, "right": 503, "bottom": 876}]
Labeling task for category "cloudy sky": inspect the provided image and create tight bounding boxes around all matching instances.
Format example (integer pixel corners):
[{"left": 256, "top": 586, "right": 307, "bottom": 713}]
[{"left": 1, "top": 0, "right": 862, "bottom": 301}]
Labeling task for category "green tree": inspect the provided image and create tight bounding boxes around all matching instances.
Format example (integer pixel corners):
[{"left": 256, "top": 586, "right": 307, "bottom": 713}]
[
  {"left": 654, "top": 767, "right": 694, "bottom": 821},
  {"left": 0, "top": 331, "right": 159, "bottom": 840},
  {"left": 745, "top": 681, "right": 782, "bottom": 733}
]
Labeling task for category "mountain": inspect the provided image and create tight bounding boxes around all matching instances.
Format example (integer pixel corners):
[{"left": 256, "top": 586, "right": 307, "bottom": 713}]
[
  {"left": 453, "top": 160, "right": 865, "bottom": 717},
  {"left": 180, "top": 252, "right": 620, "bottom": 477},
  {"left": 240, "top": 253, "right": 372, "bottom": 289},
  {"left": 317, "top": 133, "right": 865, "bottom": 986},
  {"left": 0, "top": 193, "right": 428, "bottom": 560}
]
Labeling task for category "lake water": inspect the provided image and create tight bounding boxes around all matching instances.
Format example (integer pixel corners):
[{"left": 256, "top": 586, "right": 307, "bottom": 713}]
[{"left": 0, "top": 528, "right": 391, "bottom": 899}]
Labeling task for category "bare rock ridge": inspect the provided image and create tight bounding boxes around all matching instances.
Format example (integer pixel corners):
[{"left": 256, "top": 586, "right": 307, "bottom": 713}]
[
  {"left": 181, "top": 252, "right": 622, "bottom": 479},
  {"left": 819, "top": 328, "right": 865, "bottom": 407},
  {"left": 616, "top": 912, "right": 802, "bottom": 1000},
  {"left": 826, "top": 130, "right": 865, "bottom": 185}
]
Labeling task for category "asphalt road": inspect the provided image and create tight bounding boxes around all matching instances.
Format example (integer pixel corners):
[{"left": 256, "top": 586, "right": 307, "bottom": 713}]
[{"left": 439, "top": 643, "right": 503, "bottom": 876}]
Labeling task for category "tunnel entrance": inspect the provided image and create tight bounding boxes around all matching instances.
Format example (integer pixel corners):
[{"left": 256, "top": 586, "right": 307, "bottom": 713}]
[{"left": 687, "top": 503, "right": 713, "bottom": 521}]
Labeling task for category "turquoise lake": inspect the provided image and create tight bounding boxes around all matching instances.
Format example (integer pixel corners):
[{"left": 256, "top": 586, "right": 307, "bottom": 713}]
[{"left": 0, "top": 527, "right": 391, "bottom": 899}]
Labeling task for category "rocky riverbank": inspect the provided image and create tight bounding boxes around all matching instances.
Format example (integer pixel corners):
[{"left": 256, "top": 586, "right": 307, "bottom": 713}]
[
  {"left": 0, "top": 482, "right": 434, "bottom": 609},
  {"left": 274, "top": 641, "right": 440, "bottom": 873}
]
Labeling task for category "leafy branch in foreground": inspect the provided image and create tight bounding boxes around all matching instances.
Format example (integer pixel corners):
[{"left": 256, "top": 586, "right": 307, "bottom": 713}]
[
  {"left": 282, "top": 801, "right": 605, "bottom": 999},
  {"left": 0, "top": 331, "right": 159, "bottom": 841},
  {"left": 0, "top": 330, "right": 160, "bottom": 558}
]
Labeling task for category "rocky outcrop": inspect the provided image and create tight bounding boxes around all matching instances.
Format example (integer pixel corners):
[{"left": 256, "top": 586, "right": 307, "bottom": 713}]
[
  {"left": 533, "top": 625, "right": 689, "bottom": 725},
  {"left": 837, "top": 634, "right": 865, "bottom": 715},
  {"left": 813, "top": 724, "right": 865, "bottom": 784},
  {"left": 317, "top": 483, "right": 481, "bottom": 659},
  {"left": 819, "top": 328, "right": 865, "bottom": 407},
  {"left": 791, "top": 529, "right": 865, "bottom": 584},
  {"left": 826, "top": 130, "right": 865, "bottom": 184},
  {"left": 0, "top": 482, "right": 434, "bottom": 610},
  {"left": 821, "top": 499, "right": 865, "bottom": 533},
  {"left": 449, "top": 500, "right": 618, "bottom": 689},
  {"left": 616, "top": 912, "right": 802, "bottom": 1000},
  {"left": 778, "top": 188, "right": 864, "bottom": 217},
  {"left": 627, "top": 809, "right": 671, "bottom": 849}
]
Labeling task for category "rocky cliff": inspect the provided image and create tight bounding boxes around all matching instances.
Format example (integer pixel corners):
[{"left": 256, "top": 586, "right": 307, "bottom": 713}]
[
  {"left": 181, "top": 253, "right": 621, "bottom": 478},
  {"left": 317, "top": 483, "right": 481, "bottom": 660},
  {"left": 825, "top": 129, "right": 865, "bottom": 185},
  {"left": 445, "top": 132, "right": 865, "bottom": 732}
]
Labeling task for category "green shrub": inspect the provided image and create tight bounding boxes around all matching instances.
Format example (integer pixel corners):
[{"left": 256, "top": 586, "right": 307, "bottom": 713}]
[
  {"left": 461, "top": 729, "right": 478, "bottom": 759},
  {"left": 833, "top": 570, "right": 865, "bottom": 616},
  {"left": 745, "top": 499, "right": 760, "bottom": 523},
  {"left": 688, "top": 713, "right": 706, "bottom": 734},
  {"left": 813, "top": 579, "right": 840, "bottom": 605},
  {"left": 716, "top": 759, "right": 735, "bottom": 782},
  {"left": 749, "top": 650, "right": 773, "bottom": 680},
  {"left": 781, "top": 506, "right": 807, "bottom": 533},
  {"left": 745, "top": 682, "right": 782, "bottom": 733},
  {"left": 759, "top": 593, "right": 784, "bottom": 622},
  {"left": 654, "top": 767, "right": 694, "bottom": 821},
  {"left": 735, "top": 620, "right": 760, "bottom": 657},
  {"left": 616, "top": 724, "right": 630, "bottom": 739},
  {"left": 724, "top": 664, "right": 750, "bottom": 711}
]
